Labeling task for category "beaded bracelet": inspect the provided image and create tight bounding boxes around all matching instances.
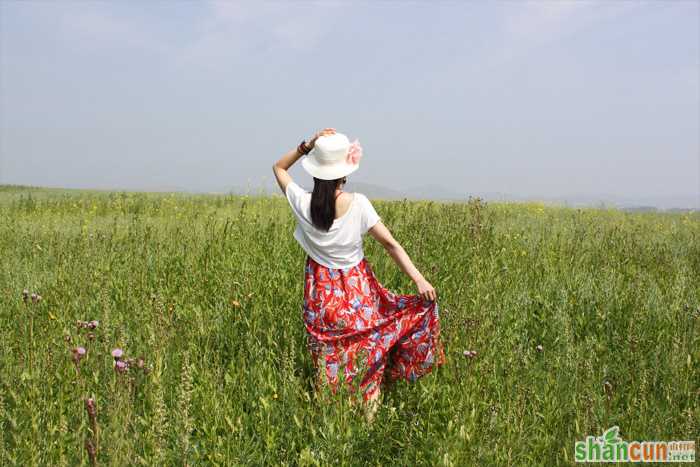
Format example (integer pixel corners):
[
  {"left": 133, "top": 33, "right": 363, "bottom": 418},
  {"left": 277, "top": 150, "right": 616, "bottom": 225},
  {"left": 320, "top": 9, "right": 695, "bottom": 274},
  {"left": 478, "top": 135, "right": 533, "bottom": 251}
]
[{"left": 297, "top": 140, "right": 311, "bottom": 155}]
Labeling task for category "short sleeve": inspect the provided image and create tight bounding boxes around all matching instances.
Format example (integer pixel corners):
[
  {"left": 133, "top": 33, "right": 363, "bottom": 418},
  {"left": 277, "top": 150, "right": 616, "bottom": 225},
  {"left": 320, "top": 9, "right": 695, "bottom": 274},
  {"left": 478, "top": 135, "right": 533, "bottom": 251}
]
[
  {"left": 285, "top": 181, "right": 308, "bottom": 220},
  {"left": 358, "top": 194, "right": 381, "bottom": 234}
]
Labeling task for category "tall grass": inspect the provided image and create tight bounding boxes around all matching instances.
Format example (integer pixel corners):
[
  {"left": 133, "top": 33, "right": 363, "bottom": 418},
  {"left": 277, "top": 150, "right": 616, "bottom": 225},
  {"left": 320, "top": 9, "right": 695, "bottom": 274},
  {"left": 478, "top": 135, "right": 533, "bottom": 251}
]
[{"left": 1, "top": 186, "right": 698, "bottom": 465}]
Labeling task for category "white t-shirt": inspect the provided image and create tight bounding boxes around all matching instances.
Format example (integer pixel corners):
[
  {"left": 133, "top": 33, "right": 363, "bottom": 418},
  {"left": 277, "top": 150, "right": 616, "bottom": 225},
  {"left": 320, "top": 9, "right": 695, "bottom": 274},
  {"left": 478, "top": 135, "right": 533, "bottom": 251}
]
[{"left": 285, "top": 181, "right": 381, "bottom": 269}]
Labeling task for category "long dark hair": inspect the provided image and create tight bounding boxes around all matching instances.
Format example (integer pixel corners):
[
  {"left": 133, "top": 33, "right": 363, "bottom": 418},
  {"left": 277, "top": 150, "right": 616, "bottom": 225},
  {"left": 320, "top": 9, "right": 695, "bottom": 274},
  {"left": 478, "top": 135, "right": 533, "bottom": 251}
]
[{"left": 310, "top": 176, "right": 346, "bottom": 231}]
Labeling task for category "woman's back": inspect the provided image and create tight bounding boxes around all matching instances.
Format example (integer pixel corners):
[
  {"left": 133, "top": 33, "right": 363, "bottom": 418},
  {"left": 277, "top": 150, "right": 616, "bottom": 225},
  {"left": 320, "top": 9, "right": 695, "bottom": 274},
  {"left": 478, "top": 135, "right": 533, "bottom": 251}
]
[
  {"left": 285, "top": 181, "right": 380, "bottom": 269},
  {"left": 272, "top": 127, "right": 442, "bottom": 420},
  {"left": 333, "top": 191, "right": 353, "bottom": 219}
]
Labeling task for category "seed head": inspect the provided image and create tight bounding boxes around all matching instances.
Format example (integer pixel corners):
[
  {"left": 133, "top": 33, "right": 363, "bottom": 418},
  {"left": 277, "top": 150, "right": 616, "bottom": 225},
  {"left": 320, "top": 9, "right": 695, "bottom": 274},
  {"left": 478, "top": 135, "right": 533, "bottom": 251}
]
[
  {"left": 603, "top": 380, "right": 613, "bottom": 400},
  {"left": 85, "top": 438, "right": 97, "bottom": 465},
  {"left": 536, "top": 344, "right": 544, "bottom": 353}
]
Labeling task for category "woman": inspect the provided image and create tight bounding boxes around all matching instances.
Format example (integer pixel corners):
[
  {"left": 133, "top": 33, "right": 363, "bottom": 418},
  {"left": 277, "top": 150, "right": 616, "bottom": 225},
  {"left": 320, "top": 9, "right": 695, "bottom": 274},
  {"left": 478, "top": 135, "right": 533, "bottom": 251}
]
[{"left": 272, "top": 127, "right": 445, "bottom": 422}]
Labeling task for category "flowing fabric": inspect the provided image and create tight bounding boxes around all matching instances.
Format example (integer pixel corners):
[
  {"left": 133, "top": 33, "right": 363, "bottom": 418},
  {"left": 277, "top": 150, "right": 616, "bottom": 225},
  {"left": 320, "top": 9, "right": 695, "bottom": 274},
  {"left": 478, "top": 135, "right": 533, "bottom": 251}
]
[{"left": 302, "top": 255, "right": 446, "bottom": 401}]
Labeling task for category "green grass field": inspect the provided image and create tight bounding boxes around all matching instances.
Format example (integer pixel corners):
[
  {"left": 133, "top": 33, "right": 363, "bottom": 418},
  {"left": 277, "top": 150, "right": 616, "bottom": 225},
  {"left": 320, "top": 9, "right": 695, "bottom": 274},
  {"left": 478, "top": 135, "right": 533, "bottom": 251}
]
[{"left": 1, "top": 185, "right": 698, "bottom": 465}]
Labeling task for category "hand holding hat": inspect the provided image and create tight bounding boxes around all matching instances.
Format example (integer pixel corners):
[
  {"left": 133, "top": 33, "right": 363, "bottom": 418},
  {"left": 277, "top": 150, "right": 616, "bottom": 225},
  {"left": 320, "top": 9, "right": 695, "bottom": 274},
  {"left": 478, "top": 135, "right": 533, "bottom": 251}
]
[{"left": 307, "top": 127, "right": 337, "bottom": 150}]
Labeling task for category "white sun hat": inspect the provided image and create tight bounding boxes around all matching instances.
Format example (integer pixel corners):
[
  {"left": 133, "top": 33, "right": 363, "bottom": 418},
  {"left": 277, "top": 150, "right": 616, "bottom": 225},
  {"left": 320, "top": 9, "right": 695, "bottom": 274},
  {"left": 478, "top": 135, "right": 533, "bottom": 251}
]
[{"left": 301, "top": 132, "right": 363, "bottom": 181}]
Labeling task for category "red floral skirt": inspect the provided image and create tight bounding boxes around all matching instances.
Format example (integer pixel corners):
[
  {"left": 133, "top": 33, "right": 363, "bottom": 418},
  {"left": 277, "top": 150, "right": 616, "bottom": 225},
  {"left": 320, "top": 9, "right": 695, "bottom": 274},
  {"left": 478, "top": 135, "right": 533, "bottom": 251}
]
[{"left": 302, "top": 255, "right": 446, "bottom": 402}]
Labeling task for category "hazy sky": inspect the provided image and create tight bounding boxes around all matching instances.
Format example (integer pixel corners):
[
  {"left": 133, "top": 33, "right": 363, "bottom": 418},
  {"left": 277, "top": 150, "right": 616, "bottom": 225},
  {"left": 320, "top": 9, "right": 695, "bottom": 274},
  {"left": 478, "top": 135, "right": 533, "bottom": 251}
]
[{"left": 1, "top": 0, "right": 698, "bottom": 204}]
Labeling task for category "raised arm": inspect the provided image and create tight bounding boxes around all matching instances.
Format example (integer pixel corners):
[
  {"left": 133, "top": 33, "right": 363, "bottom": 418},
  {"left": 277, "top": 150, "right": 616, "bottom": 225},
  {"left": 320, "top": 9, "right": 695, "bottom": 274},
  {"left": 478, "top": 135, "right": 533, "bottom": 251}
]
[
  {"left": 368, "top": 221, "right": 437, "bottom": 302},
  {"left": 272, "top": 127, "right": 336, "bottom": 193}
]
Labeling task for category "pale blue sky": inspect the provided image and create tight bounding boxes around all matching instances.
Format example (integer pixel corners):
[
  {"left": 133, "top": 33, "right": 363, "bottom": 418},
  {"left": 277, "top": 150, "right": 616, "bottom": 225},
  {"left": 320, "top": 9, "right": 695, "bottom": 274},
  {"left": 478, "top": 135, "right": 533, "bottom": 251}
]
[{"left": 1, "top": 1, "right": 698, "bottom": 206}]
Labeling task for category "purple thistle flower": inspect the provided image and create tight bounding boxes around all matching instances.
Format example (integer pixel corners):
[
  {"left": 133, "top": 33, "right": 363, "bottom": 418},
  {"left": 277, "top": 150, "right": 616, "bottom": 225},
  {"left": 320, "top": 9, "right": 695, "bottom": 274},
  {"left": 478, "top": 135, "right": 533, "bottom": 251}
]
[
  {"left": 115, "top": 360, "right": 128, "bottom": 373},
  {"left": 88, "top": 320, "right": 99, "bottom": 329},
  {"left": 72, "top": 346, "right": 86, "bottom": 364},
  {"left": 111, "top": 348, "right": 123, "bottom": 360}
]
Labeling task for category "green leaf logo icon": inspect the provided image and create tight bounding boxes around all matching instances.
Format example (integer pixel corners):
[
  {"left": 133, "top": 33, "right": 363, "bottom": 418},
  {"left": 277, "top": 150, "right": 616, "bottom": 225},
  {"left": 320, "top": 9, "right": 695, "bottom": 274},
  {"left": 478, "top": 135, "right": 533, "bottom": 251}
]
[{"left": 602, "top": 426, "right": 622, "bottom": 445}]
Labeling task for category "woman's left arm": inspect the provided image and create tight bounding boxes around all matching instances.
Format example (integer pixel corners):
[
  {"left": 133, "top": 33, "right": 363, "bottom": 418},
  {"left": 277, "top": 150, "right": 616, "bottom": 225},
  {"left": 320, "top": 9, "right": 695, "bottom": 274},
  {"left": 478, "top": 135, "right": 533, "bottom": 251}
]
[{"left": 272, "top": 127, "right": 336, "bottom": 193}]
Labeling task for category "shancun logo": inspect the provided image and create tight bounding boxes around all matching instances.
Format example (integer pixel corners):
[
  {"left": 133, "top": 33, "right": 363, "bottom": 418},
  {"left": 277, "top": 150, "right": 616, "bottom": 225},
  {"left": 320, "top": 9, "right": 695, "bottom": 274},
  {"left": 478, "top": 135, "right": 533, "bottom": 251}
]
[{"left": 574, "top": 426, "right": 695, "bottom": 463}]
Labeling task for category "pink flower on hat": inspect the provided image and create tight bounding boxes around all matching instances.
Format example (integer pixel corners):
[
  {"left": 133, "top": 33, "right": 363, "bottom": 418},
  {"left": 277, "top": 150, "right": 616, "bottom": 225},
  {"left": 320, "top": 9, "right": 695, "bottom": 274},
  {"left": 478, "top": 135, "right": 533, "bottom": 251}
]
[{"left": 346, "top": 139, "right": 362, "bottom": 165}]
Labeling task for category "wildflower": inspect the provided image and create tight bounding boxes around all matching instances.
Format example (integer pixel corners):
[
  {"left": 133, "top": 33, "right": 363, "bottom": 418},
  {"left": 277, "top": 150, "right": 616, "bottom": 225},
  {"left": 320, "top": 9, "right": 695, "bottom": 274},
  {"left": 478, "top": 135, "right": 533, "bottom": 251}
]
[
  {"left": 72, "top": 347, "right": 86, "bottom": 364},
  {"left": 111, "top": 348, "right": 123, "bottom": 360},
  {"left": 88, "top": 320, "right": 99, "bottom": 329},
  {"left": 536, "top": 344, "right": 543, "bottom": 352},
  {"left": 22, "top": 289, "right": 29, "bottom": 303},
  {"left": 31, "top": 293, "right": 38, "bottom": 304},
  {"left": 85, "top": 397, "right": 97, "bottom": 419},
  {"left": 463, "top": 350, "right": 477, "bottom": 359},
  {"left": 85, "top": 438, "right": 97, "bottom": 466},
  {"left": 71, "top": 347, "right": 87, "bottom": 371},
  {"left": 115, "top": 360, "right": 128, "bottom": 373}
]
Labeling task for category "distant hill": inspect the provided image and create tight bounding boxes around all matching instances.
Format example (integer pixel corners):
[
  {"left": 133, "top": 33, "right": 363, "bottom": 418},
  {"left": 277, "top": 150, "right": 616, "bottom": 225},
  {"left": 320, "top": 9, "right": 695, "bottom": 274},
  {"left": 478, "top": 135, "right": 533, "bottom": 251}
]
[{"left": 344, "top": 182, "right": 414, "bottom": 200}]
